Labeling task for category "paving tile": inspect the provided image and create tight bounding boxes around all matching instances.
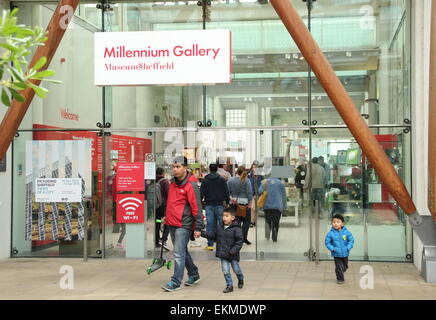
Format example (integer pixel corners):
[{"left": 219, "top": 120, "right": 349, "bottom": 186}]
[{"left": 0, "top": 258, "right": 433, "bottom": 300}]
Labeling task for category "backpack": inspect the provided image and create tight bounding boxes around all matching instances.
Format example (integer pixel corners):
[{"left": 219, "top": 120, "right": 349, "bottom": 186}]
[
  {"left": 155, "top": 178, "right": 167, "bottom": 209},
  {"left": 146, "top": 180, "right": 163, "bottom": 209}
]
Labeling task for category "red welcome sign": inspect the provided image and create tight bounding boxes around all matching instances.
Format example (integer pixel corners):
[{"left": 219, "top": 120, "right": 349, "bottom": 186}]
[
  {"left": 116, "top": 163, "right": 144, "bottom": 191},
  {"left": 116, "top": 194, "right": 144, "bottom": 223}
]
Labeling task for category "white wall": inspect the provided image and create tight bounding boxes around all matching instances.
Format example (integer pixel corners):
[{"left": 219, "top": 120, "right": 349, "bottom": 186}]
[
  {"left": 411, "top": 0, "right": 432, "bottom": 271},
  {"left": 0, "top": 105, "right": 12, "bottom": 259}
]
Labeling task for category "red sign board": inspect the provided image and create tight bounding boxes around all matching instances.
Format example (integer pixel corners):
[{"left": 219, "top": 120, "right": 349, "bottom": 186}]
[
  {"left": 115, "top": 163, "right": 144, "bottom": 192},
  {"left": 116, "top": 194, "right": 144, "bottom": 223}
]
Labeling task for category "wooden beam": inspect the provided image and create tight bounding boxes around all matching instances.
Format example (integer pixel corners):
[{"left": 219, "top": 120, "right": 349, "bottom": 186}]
[
  {"left": 0, "top": 0, "right": 80, "bottom": 160},
  {"left": 429, "top": 1, "right": 436, "bottom": 222},
  {"left": 270, "top": 0, "right": 418, "bottom": 216}
]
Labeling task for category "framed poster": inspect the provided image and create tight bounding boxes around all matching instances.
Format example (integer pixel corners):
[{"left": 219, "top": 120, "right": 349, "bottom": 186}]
[{"left": 25, "top": 140, "right": 92, "bottom": 241}]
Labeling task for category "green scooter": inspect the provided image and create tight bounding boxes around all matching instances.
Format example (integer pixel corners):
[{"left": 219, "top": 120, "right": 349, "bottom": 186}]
[{"left": 146, "top": 220, "right": 172, "bottom": 275}]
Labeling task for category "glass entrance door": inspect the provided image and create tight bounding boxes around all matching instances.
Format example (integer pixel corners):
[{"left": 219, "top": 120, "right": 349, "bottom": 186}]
[{"left": 194, "top": 128, "right": 312, "bottom": 261}]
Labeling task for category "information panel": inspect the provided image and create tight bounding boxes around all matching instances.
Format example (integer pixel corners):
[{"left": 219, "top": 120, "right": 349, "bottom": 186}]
[{"left": 35, "top": 178, "right": 82, "bottom": 203}]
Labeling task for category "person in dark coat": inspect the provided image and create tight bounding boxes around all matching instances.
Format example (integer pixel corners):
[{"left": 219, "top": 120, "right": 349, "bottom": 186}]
[
  {"left": 200, "top": 163, "right": 230, "bottom": 251},
  {"left": 199, "top": 207, "right": 244, "bottom": 293}
]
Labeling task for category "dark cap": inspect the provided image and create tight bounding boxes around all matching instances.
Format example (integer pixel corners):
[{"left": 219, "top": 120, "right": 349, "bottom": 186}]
[{"left": 173, "top": 156, "right": 188, "bottom": 166}]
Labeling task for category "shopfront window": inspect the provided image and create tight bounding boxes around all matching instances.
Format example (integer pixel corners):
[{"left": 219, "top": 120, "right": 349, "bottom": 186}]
[{"left": 10, "top": 0, "right": 413, "bottom": 262}]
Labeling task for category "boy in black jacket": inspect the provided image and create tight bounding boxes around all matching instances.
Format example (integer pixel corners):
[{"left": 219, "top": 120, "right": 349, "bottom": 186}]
[{"left": 198, "top": 207, "right": 244, "bottom": 293}]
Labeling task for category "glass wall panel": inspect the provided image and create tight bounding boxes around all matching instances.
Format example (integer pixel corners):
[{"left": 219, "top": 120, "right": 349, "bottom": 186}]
[
  {"left": 311, "top": 0, "right": 411, "bottom": 125},
  {"left": 107, "top": 2, "right": 204, "bottom": 129},
  {"left": 103, "top": 131, "right": 155, "bottom": 259},
  {"left": 254, "top": 129, "right": 311, "bottom": 260},
  {"left": 310, "top": 127, "right": 412, "bottom": 262},
  {"left": 12, "top": 130, "right": 102, "bottom": 257},
  {"left": 366, "top": 126, "right": 412, "bottom": 261},
  {"left": 208, "top": 0, "right": 310, "bottom": 128},
  {"left": 15, "top": 4, "right": 103, "bottom": 130}
]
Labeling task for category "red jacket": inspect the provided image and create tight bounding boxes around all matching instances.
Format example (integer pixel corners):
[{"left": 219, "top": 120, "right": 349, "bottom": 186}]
[{"left": 165, "top": 173, "right": 204, "bottom": 231}]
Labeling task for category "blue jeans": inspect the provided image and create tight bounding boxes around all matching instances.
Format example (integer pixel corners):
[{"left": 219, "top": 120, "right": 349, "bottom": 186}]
[
  {"left": 221, "top": 259, "right": 244, "bottom": 287},
  {"left": 206, "top": 205, "right": 224, "bottom": 246},
  {"left": 168, "top": 226, "right": 199, "bottom": 287}
]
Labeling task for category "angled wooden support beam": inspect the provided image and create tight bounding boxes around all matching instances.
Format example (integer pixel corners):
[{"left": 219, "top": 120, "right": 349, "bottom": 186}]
[
  {"left": 0, "top": 0, "right": 80, "bottom": 160},
  {"left": 429, "top": 1, "right": 436, "bottom": 222},
  {"left": 270, "top": 0, "right": 422, "bottom": 226}
]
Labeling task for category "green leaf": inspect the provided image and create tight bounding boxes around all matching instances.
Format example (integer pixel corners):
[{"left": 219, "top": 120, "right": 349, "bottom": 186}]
[
  {"left": 10, "top": 82, "right": 27, "bottom": 90},
  {"left": 32, "top": 56, "right": 47, "bottom": 71},
  {"left": 8, "top": 66, "right": 25, "bottom": 82},
  {"left": 1, "top": 88, "right": 10, "bottom": 106},
  {"left": 28, "top": 83, "right": 48, "bottom": 98},
  {"left": 9, "top": 88, "right": 24, "bottom": 102},
  {"left": 42, "top": 79, "right": 62, "bottom": 84},
  {"left": 32, "top": 69, "right": 55, "bottom": 78},
  {"left": 0, "top": 42, "right": 19, "bottom": 52}
]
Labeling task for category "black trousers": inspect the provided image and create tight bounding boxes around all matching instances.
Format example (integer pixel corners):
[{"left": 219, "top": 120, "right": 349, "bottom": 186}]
[
  {"left": 236, "top": 208, "right": 251, "bottom": 242},
  {"left": 155, "top": 205, "right": 169, "bottom": 245},
  {"left": 334, "top": 257, "right": 349, "bottom": 281},
  {"left": 264, "top": 209, "right": 282, "bottom": 241}
]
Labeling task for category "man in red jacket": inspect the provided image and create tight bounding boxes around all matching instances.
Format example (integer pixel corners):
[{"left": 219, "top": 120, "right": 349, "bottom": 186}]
[{"left": 162, "top": 156, "right": 204, "bottom": 292}]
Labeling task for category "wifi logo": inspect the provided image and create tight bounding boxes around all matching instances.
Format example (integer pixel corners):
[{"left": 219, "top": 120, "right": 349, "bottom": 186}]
[
  {"left": 116, "top": 194, "right": 145, "bottom": 223},
  {"left": 119, "top": 197, "right": 143, "bottom": 213}
]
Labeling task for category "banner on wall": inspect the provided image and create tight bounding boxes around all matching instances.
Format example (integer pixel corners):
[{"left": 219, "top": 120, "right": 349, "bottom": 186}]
[
  {"left": 94, "top": 29, "right": 232, "bottom": 86},
  {"left": 25, "top": 140, "right": 92, "bottom": 242}
]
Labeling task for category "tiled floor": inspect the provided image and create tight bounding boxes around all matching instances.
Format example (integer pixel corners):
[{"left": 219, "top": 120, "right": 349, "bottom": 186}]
[{"left": 0, "top": 258, "right": 435, "bottom": 300}]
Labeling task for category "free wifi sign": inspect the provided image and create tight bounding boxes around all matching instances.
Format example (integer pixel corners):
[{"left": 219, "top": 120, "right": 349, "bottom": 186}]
[{"left": 116, "top": 194, "right": 145, "bottom": 223}]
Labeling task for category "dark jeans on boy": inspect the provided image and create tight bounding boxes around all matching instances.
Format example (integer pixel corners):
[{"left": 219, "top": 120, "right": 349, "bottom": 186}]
[{"left": 334, "top": 257, "right": 349, "bottom": 282}]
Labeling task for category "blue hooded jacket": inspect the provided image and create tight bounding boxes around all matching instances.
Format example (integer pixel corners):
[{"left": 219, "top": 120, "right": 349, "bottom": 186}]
[
  {"left": 258, "top": 178, "right": 287, "bottom": 212},
  {"left": 325, "top": 226, "right": 354, "bottom": 258}
]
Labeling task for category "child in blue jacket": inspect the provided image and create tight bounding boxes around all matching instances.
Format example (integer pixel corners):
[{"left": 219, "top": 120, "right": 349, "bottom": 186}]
[{"left": 325, "top": 214, "right": 354, "bottom": 284}]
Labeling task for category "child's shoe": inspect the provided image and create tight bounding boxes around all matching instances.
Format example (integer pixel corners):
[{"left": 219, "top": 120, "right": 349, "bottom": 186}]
[
  {"left": 238, "top": 280, "right": 244, "bottom": 289},
  {"left": 223, "top": 286, "right": 233, "bottom": 293},
  {"left": 337, "top": 280, "right": 344, "bottom": 284}
]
